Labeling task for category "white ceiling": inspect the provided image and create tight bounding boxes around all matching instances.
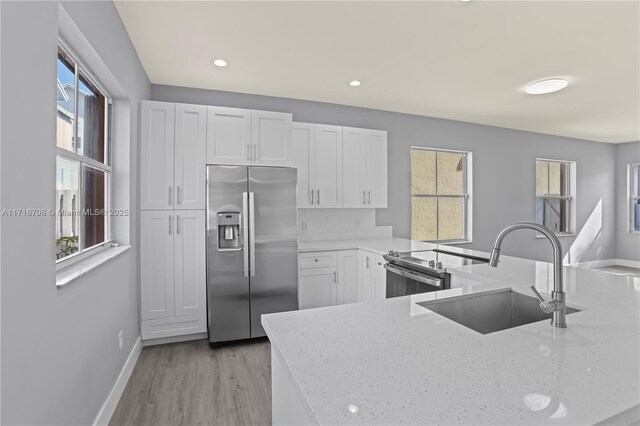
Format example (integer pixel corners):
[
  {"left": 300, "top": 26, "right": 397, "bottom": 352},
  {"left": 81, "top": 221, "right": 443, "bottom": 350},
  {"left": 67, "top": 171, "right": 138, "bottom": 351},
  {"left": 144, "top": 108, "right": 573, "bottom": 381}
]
[{"left": 114, "top": 1, "right": 640, "bottom": 143}]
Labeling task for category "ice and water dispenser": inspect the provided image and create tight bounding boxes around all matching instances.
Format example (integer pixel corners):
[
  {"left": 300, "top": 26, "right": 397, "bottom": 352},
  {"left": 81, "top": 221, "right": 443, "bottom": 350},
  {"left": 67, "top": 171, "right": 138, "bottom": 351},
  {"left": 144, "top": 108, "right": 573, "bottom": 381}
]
[{"left": 217, "top": 212, "right": 242, "bottom": 251}]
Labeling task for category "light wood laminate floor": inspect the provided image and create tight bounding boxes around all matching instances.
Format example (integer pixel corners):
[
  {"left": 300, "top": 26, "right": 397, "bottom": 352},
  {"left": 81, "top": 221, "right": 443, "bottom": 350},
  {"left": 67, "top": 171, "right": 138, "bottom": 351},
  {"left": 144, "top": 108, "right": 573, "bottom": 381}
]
[{"left": 110, "top": 338, "right": 272, "bottom": 426}]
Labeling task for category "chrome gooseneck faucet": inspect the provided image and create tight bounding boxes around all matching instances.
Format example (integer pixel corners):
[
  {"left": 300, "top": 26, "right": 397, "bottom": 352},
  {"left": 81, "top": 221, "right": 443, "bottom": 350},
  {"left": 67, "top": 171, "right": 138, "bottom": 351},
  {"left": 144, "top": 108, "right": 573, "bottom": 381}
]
[{"left": 488, "top": 222, "right": 567, "bottom": 328}]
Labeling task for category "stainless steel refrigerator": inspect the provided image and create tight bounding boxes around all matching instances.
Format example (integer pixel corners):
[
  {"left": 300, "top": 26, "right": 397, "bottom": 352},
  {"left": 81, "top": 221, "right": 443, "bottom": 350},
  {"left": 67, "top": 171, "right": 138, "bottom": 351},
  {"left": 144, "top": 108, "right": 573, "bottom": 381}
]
[{"left": 206, "top": 165, "right": 298, "bottom": 343}]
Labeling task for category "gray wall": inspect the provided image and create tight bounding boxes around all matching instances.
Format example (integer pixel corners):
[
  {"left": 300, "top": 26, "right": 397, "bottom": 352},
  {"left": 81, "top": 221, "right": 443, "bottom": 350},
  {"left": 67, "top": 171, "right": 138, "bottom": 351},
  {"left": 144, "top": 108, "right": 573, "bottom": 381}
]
[
  {"left": 615, "top": 142, "right": 640, "bottom": 261},
  {"left": 152, "top": 84, "right": 617, "bottom": 264},
  {"left": 1, "top": 1, "right": 149, "bottom": 424}
]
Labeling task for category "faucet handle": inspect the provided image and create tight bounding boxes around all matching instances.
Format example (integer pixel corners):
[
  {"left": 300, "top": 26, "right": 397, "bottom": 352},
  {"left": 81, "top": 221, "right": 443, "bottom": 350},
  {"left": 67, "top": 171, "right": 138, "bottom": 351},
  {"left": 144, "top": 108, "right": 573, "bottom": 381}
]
[{"left": 530, "top": 286, "right": 558, "bottom": 314}]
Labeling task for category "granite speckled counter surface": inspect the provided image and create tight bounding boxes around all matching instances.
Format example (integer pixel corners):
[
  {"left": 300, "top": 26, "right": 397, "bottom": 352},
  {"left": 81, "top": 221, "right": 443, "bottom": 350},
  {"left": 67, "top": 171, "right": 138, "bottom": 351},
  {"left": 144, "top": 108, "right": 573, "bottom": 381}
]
[{"left": 264, "top": 238, "right": 640, "bottom": 425}]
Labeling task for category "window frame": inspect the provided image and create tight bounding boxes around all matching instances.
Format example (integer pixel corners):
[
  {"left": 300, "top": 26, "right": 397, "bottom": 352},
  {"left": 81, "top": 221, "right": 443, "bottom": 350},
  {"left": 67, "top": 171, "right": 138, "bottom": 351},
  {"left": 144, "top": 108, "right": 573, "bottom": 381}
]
[
  {"left": 535, "top": 158, "right": 576, "bottom": 236},
  {"left": 56, "top": 39, "right": 113, "bottom": 269},
  {"left": 628, "top": 163, "right": 640, "bottom": 234},
  {"left": 410, "top": 146, "right": 473, "bottom": 244}
]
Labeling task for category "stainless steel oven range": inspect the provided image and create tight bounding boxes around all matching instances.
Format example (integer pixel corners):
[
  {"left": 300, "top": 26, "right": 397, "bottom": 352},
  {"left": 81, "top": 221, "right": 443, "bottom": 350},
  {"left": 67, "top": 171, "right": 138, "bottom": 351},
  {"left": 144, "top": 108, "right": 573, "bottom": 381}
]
[{"left": 383, "top": 249, "right": 489, "bottom": 298}]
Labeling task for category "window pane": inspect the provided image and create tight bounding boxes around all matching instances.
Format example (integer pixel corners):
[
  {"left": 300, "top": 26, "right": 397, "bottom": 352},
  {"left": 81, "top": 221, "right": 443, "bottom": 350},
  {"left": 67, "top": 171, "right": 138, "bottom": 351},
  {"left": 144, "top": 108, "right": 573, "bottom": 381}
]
[
  {"left": 548, "top": 162, "right": 562, "bottom": 195},
  {"left": 411, "top": 197, "right": 437, "bottom": 241},
  {"left": 536, "top": 198, "right": 568, "bottom": 233},
  {"left": 535, "top": 161, "right": 549, "bottom": 196},
  {"left": 77, "top": 72, "right": 106, "bottom": 163},
  {"left": 411, "top": 149, "right": 436, "bottom": 194},
  {"left": 632, "top": 165, "right": 639, "bottom": 197},
  {"left": 437, "top": 152, "right": 465, "bottom": 195},
  {"left": 438, "top": 198, "right": 464, "bottom": 240},
  {"left": 56, "top": 156, "right": 80, "bottom": 260},
  {"left": 83, "top": 166, "right": 107, "bottom": 249},
  {"left": 56, "top": 50, "right": 75, "bottom": 151}
]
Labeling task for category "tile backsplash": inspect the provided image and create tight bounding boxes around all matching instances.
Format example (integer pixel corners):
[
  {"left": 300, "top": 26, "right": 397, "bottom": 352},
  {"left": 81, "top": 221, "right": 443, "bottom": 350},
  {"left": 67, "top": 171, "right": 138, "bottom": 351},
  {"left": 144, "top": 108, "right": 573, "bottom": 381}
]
[{"left": 298, "top": 208, "right": 393, "bottom": 242}]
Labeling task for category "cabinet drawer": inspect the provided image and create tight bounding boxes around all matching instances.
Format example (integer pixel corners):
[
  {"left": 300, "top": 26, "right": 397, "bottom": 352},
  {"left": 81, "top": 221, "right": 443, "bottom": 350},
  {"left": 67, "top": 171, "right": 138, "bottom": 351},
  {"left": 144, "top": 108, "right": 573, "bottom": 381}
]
[{"left": 299, "top": 251, "right": 338, "bottom": 269}]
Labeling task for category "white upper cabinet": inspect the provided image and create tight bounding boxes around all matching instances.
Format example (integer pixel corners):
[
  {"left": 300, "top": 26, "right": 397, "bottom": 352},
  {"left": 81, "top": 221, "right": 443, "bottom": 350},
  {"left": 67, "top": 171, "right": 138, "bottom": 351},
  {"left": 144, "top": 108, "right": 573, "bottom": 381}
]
[
  {"left": 342, "top": 127, "right": 367, "bottom": 207},
  {"left": 314, "top": 124, "right": 343, "bottom": 208},
  {"left": 174, "top": 104, "right": 206, "bottom": 209},
  {"left": 252, "top": 110, "right": 292, "bottom": 167},
  {"left": 140, "top": 101, "right": 175, "bottom": 210},
  {"left": 207, "top": 107, "right": 292, "bottom": 166},
  {"left": 365, "top": 130, "right": 388, "bottom": 208},
  {"left": 206, "top": 106, "right": 252, "bottom": 165},
  {"left": 292, "top": 123, "right": 315, "bottom": 208}
]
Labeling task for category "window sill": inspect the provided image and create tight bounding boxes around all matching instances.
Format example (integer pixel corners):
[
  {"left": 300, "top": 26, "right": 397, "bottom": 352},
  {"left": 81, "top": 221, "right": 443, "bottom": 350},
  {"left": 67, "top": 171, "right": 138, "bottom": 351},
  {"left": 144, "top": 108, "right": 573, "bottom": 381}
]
[
  {"left": 628, "top": 231, "right": 640, "bottom": 235},
  {"left": 535, "top": 233, "right": 576, "bottom": 239},
  {"left": 56, "top": 245, "right": 131, "bottom": 288}
]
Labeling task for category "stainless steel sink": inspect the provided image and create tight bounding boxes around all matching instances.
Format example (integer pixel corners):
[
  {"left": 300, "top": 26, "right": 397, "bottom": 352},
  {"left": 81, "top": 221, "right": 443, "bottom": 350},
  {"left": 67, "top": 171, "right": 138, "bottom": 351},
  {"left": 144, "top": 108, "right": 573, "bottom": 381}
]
[{"left": 417, "top": 290, "right": 580, "bottom": 334}]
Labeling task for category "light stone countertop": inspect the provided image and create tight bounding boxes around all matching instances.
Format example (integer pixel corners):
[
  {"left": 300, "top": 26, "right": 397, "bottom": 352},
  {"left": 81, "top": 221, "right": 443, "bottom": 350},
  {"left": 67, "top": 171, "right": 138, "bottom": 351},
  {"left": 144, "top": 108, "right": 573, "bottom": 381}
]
[
  {"left": 298, "top": 237, "right": 438, "bottom": 255},
  {"left": 264, "top": 241, "right": 640, "bottom": 425}
]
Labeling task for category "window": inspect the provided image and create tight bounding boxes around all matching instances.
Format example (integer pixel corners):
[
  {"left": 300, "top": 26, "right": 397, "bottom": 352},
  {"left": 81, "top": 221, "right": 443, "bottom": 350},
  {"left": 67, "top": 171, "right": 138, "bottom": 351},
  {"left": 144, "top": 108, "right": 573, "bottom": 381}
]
[
  {"left": 629, "top": 163, "right": 640, "bottom": 233},
  {"left": 56, "top": 43, "right": 112, "bottom": 262},
  {"left": 411, "top": 147, "right": 471, "bottom": 243},
  {"left": 535, "top": 159, "right": 574, "bottom": 234}
]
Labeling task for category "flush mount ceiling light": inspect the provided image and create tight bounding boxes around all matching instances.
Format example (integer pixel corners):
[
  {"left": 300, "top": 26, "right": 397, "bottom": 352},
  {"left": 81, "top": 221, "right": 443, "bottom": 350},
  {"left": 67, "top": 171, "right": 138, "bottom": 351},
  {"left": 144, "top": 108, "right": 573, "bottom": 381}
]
[
  {"left": 212, "top": 58, "right": 228, "bottom": 67},
  {"left": 349, "top": 80, "right": 361, "bottom": 87},
  {"left": 525, "top": 78, "right": 569, "bottom": 95}
]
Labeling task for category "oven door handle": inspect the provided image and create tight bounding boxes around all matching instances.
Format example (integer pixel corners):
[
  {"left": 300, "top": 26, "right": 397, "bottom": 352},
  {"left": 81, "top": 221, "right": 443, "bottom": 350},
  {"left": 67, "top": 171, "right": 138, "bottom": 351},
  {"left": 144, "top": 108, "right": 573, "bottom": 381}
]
[{"left": 384, "top": 264, "right": 442, "bottom": 288}]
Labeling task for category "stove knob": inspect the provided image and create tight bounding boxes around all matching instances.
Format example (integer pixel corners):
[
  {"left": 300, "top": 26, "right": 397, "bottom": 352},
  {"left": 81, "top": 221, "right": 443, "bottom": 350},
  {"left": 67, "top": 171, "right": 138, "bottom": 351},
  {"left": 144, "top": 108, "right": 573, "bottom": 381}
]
[
  {"left": 436, "top": 261, "right": 443, "bottom": 270},
  {"left": 428, "top": 260, "right": 436, "bottom": 268},
  {"left": 393, "top": 251, "right": 399, "bottom": 258},
  {"left": 388, "top": 250, "right": 395, "bottom": 257}
]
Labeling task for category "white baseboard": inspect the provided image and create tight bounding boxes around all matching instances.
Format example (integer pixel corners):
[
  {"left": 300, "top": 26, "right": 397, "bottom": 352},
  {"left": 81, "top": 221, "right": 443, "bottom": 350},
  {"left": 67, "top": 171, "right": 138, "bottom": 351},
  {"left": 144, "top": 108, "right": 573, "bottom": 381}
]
[
  {"left": 616, "top": 259, "right": 640, "bottom": 268},
  {"left": 570, "top": 258, "right": 640, "bottom": 269},
  {"left": 93, "top": 336, "right": 142, "bottom": 426},
  {"left": 142, "top": 332, "right": 207, "bottom": 347}
]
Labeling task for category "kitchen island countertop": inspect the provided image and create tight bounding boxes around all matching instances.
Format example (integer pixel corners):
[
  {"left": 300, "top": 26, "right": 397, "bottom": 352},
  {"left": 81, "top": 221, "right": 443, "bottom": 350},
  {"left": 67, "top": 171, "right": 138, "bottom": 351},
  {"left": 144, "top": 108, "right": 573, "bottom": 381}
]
[{"left": 264, "top": 242, "right": 640, "bottom": 425}]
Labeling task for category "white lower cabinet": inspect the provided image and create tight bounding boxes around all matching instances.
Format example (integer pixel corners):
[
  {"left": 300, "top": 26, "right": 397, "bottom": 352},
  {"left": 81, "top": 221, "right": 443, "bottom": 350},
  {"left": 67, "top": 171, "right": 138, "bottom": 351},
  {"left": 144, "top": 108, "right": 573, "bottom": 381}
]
[
  {"left": 359, "top": 251, "right": 387, "bottom": 302},
  {"left": 298, "top": 249, "right": 386, "bottom": 309},
  {"left": 140, "top": 210, "right": 206, "bottom": 340}
]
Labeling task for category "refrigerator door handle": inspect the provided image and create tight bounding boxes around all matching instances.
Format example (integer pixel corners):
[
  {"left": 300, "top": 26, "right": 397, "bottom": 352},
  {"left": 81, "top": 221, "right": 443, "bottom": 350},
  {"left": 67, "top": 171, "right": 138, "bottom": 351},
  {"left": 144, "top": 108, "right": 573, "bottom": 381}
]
[
  {"left": 249, "top": 192, "right": 256, "bottom": 277},
  {"left": 242, "top": 192, "right": 249, "bottom": 277}
]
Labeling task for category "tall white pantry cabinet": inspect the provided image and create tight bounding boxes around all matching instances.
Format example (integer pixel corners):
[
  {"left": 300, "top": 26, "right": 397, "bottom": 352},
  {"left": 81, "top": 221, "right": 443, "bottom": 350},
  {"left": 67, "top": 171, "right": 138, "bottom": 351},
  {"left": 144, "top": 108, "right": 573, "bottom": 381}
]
[{"left": 139, "top": 101, "right": 207, "bottom": 341}]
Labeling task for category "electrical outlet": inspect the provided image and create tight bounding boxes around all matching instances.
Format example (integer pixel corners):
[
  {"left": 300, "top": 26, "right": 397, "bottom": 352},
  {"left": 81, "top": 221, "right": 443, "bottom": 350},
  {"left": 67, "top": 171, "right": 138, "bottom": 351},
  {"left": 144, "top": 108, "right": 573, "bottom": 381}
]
[{"left": 118, "top": 330, "right": 123, "bottom": 351}]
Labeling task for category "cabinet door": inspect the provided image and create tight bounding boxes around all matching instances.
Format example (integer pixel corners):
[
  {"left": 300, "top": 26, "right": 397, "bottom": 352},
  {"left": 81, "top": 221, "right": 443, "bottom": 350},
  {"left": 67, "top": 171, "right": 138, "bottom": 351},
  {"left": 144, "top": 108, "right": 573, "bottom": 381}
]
[
  {"left": 314, "top": 124, "right": 342, "bottom": 208},
  {"left": 206, "top": 106, "right": 251, "bottom": 165},
  {"left": 252, "top": 110, "right": 293, "bottom": 167},
  {"left": 358, "top": 251, "right": 374, "bottom": 302},
  {"left": 372, "top": 255, "right": 387, "bottom": 300},
  {"left": 366, "top": 130, "right": 388, "bottom": 208},
  {"left": 140, "top": 211, "right": 175, "bottom": 320},
  {"left": 140, "top": 101, "right": 175, "bottom": 210},
  {"left": 337, "top": 250, "right": 360, "bottom": 304},
  {"left": 342, "top": 127, "right": 367, "bottom": 208},
  {"left": 299, "top": 267, "right": 337, "bottom": 309},
  {"left": 291, "top": 123, "right": 315, "bottom": 208},
  {"left": 175, "top": 104, "right": 206, "bottom": 209},
  {"left": 174, "top": 210, "right": 206, "bottom": 321}
]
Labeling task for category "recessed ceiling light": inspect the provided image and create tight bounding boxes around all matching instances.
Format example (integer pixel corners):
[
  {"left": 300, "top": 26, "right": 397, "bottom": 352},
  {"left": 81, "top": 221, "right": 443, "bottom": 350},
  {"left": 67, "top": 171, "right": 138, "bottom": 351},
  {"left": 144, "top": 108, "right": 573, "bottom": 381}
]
[
  {"left": 212, "top": 59, "right": 228, "bottom": 67},
  {"left": 525, "top": 78, "right": 569, "bottom": 95},
  {"left": 349, "top": 80, "right": 361, "bottom": 87}
]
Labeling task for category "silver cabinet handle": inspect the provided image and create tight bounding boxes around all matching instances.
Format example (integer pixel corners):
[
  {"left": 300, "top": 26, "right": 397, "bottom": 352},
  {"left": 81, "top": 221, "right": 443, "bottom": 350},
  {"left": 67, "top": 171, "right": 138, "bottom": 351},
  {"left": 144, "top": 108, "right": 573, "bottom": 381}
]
[
  {"left": 333, "top": 271, "right": 337, "bottom": 283},
  {"left": 249, "top": 192, "right": 256, "bottom": 277},
  {"left": 247, "top": 143, "right": 251, "bottom": 161},
  {"left": 363, "top": 190, "right": 366, "bottom": 204},
  {"left": 169, "top": 186, "right": 172, "bottom": 206},
  {"left": 242, "top": 192, "right": 249, "bottom": 277},
  {"left": 176, "top": 214, "right": 181, "bottom": 235},
  {"left": 255, "top": 144, "right": 259, "bottom": 161},
  {"left": 366, "top": 256, "right": 370, "bottom": 269},
  {"left": 168, "top": 215, "right": 172, "bottom": 235},
  {"left": 177, "top": 186, "right": 181, "bottom": 205},
  {"left": 317, "top": 189, "right": 320, "bottom": 205},
  {"left": 311, "top": 189, "right": 314, "bottom": 205},
  {"left": 368, "top": 190, "right": 371, "bottom": 205}
]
